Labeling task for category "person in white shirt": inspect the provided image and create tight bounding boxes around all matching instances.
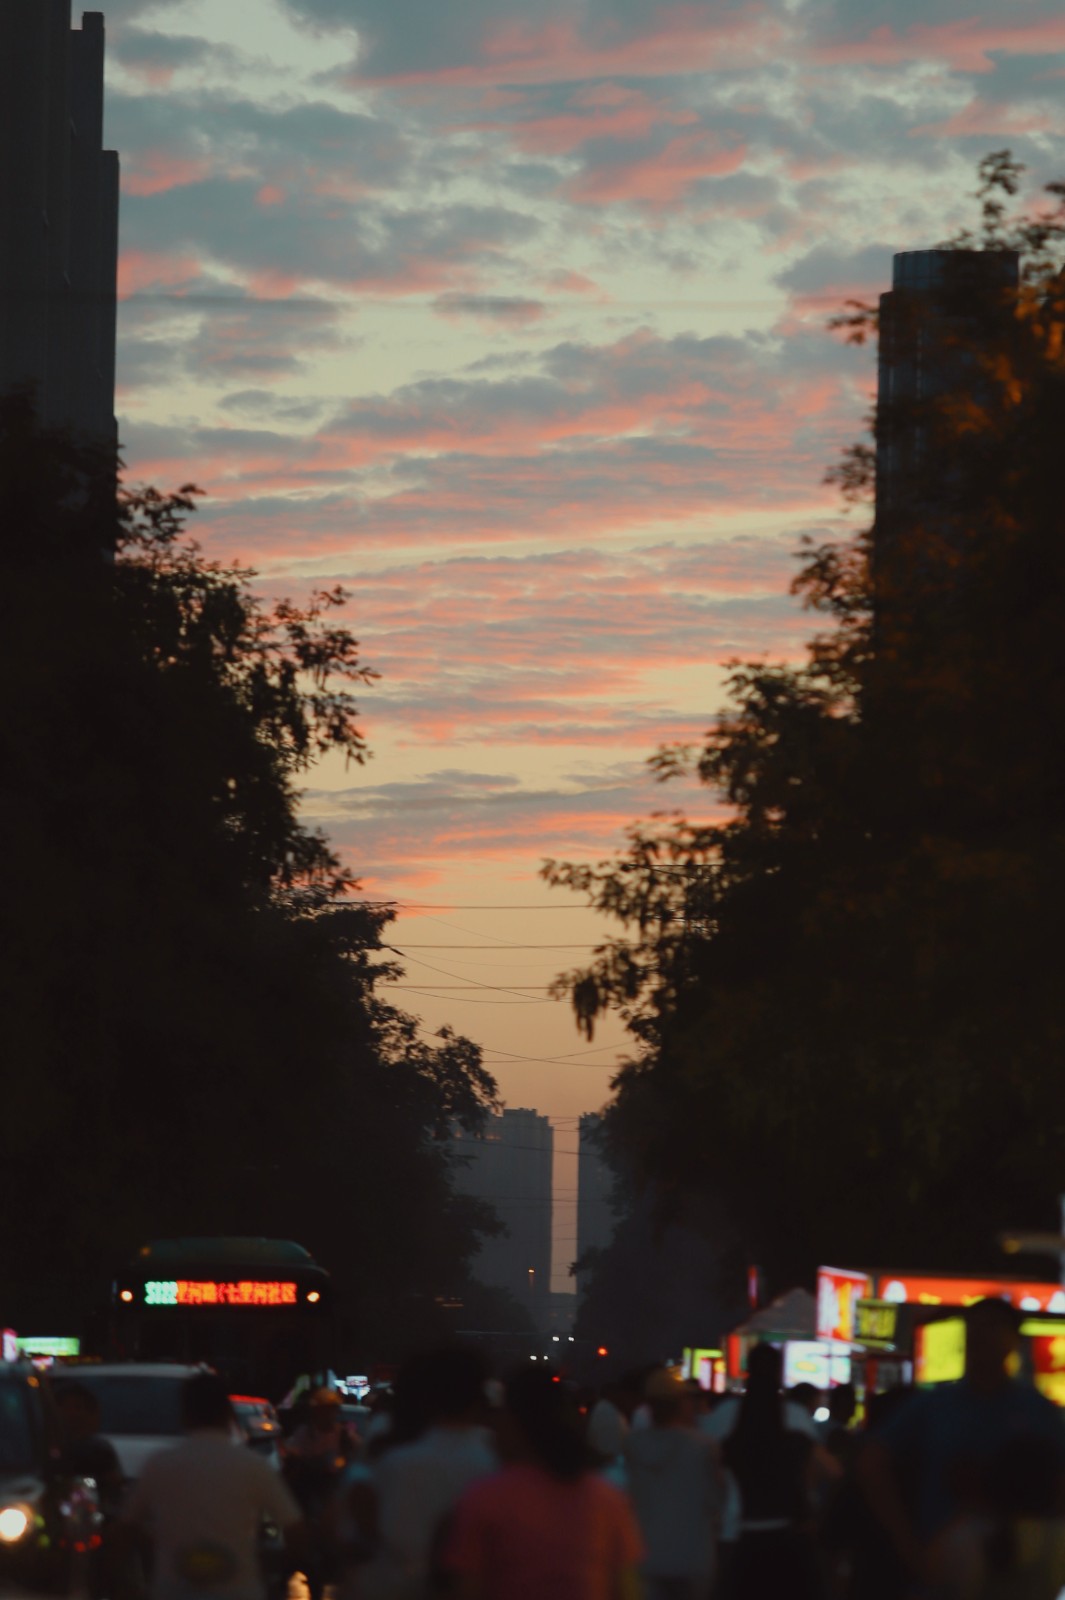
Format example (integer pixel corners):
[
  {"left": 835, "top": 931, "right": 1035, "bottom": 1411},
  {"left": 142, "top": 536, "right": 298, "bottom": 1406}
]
[
  {"left": 625, "top": 1367, "right": 721, "bottom": 1600},
  {"left": 119, "top": 1372, "right": 303, "bottom": 1600},
  {"left": 343, "top": 1347, "right": 496, "bottom": 1600}
]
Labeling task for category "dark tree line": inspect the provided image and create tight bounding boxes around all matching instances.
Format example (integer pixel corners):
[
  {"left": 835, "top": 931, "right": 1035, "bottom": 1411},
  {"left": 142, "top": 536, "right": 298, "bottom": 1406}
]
[
  {"left": 546, "top": 156, "right": 1065, "bottom": 1297},
  {"left": 0, "top": 397, "right": 498, "bottom": 1349}
]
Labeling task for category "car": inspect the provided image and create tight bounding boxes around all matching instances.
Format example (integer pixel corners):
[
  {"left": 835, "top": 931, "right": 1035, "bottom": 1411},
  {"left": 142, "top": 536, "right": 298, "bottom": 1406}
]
[
  {"left": 0, "top": 1364, "right": 100, "bottom": 1596},
  {"left": 231, "top": 1395, "right": 283, "bottom": 1468},
  {"left": 64, "top": 1363, "right": 203, "bottom": 1482}
]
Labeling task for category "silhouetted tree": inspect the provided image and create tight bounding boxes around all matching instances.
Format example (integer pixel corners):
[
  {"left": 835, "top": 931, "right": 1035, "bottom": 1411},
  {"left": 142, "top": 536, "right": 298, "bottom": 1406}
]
[
  {"left": 0, "top": 396, "right": 498, "bottom": 1344},
  {"left": 544, "top": 156, "right": 1065, "bottom": 1288}
]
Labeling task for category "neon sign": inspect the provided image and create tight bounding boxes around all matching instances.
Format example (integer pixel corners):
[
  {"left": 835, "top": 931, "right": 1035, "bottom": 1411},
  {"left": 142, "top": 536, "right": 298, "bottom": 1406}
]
[
  {"left": 914, "top": 1318, "right": 966, "bottom": 1385},
  {"left": 855, "top": 1300, "right": 899, "bottom": 1347},
  {"left": 17, "top": 1336, "right": 80, "bottom": 1357},
  {"left": 817, "top": 1267, "right": 873, "bottom": 1342},
  {"left": 143, "top": 1280, "right": 298, "bottom": 1308},
  {"left": 878, "top": 1276, "right": 1065, "bottom": 1314}
]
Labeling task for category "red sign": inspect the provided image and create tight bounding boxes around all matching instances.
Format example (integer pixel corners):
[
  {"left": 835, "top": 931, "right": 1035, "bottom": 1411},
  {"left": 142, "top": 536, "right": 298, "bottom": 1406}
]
[
  {"left": 143, "top": 1279, "right": 299, "bottom": 1308},
  {"left": 178, "top": 1280, "right": 297, "bottom": 1307},
  {"left": 817, "top": 1266, "right": 873, "bottom": 1342},
  {"left": 1030, "top": 1332, "right": 1065, "bottom": 1406},
  {"left": 874, "top": 1275, "right": 1065, "bottom": 1315}
]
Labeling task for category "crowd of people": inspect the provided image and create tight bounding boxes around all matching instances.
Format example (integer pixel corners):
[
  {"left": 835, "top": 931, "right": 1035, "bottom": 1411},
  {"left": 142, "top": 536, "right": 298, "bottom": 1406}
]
[{"left": 67, "top": 1296, "right": 1065, "bottom": 1600}]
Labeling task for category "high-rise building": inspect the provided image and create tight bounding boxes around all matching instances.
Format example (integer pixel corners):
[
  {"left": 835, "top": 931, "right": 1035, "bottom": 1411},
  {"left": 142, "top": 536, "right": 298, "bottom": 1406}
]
[
  {"left": 451, "top": 1109, "right": 553, "bottom": 1322},
  {"left": 875, "top": 248, "right": 1019, "bottom": 543},
  {"left": 576, "top": 1112, "right": 617, "bottom": 1296},
  {"left": 0, "top": 3, "right": 119, "bottom": 447}
]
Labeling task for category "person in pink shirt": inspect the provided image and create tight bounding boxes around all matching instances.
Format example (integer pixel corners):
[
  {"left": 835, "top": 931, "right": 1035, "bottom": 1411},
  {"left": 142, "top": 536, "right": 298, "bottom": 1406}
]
[{"left": 444, "top": 1367, "right": 644, "bottom": 1600}]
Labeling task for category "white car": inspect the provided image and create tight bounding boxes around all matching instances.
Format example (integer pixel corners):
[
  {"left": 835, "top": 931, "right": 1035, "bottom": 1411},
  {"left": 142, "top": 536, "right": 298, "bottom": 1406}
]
[{"left": 66, "top": 1364, "right": 203, "bottom": 1481}]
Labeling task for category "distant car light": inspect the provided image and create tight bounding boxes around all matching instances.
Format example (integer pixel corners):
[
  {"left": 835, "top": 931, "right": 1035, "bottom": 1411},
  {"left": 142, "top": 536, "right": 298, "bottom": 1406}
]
[
  {"left": 0, "top": 1505, "right": 32, "bottom": 1543},
  {"left": 815, "top": 1407, "right": 830, "bottom": 1423}
]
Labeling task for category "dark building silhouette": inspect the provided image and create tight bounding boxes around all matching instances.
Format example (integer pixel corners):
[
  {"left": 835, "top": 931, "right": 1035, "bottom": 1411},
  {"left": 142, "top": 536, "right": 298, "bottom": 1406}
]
[
  {"left": 875, "top": 247, "right": 1019, "bottom": 544},
  {"left": 450, "top": 1109, "right": 553, "bottom": 1325},
  {"left": 1, "top": 3, "right": 119, "bottom": 447},
  {"left": 576, "top": 1113, "right": 616, "bottom": 1297}
]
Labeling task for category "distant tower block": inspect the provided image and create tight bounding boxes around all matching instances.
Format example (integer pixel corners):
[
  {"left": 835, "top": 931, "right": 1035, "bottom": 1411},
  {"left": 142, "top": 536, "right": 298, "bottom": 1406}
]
[
  {"left": 576, "top": 1113, "right": 617, "bottom": 1296},
  {"left": 0, "top": 3, "right": 120, "bottom": 447},
  {"left": 451, "top": 1109, "right": 554, "bottom": 1323}
]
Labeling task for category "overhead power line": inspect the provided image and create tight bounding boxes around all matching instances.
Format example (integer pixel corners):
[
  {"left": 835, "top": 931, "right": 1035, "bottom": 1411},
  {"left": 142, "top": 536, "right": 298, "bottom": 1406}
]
[
  {"left": 391, "top": 987, "right": 554, "bottom": 1005},
  {"left": 383, "top": 950, "right": 562, "bottom": 1000},
  {"left": 366, "top": 902, "right": 600, "bottom": 911},
  {"left": 407, "top": 1024, "right": 617, "bottom": 1062}
]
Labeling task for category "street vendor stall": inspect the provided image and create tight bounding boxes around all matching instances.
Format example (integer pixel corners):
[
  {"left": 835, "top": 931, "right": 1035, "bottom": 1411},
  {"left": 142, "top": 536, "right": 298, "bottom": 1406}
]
[
  {"left": 723, "top": 1288, "right": 852, "bottom": 1391},
  {"left": 817, "top": 1265, "right": 1065, "bottom": 1402}
]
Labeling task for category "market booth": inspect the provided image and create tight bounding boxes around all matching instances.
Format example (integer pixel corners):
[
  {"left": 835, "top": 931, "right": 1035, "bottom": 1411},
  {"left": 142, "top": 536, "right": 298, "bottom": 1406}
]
[
  {"left": 721, "top": 1288, "right": 852, "bottom": 1393},
  {"left": 817, "top": 1265, "right": 1065, "bottom": 1402}
]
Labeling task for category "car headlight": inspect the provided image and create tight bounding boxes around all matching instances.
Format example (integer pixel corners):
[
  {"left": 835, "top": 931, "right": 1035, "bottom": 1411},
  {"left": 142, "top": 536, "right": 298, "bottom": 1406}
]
[{"left": 0, "top": 1504, "right": 33, "bottom": 1543}]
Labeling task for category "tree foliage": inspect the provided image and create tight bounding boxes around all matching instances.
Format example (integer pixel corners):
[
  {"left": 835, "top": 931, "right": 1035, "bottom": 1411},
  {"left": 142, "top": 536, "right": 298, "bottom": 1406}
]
[
  {"left": 0, "top": 395, "right": 498, "bottom": 1346},
  {"left": 544, "top": 156, "right": 1065, "bottom": 1289}
]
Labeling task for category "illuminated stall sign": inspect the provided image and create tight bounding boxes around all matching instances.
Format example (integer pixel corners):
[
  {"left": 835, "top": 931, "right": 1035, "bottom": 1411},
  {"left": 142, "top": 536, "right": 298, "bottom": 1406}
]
[
  {"left": 1019, "top": 1320, "right": 1065, "bottom": 1406},
  {"left": 914, "top": 1318, "right": 966, "bottom": 1385},
  {"left": 143, "top": 1280, "right": 298, "bottom": 1308},
  {"left": 17, "top": 1336, "right": 80, "bottom": 1358},
  {"left": 681, "top": 1347, "right": 723, "bottom": 1389},
  {"left": 784, "top": 1341, "right": 830, "bottom": 1388},
  {"left": 855, "top": 1300, "right": 899, "bottom": 1348},
  {"left": 816, "top": 1266, "right": 873, "bottom": 1342},
  {"left": 877, "top": 1276, "right": 1065, "bottom": 1314}
]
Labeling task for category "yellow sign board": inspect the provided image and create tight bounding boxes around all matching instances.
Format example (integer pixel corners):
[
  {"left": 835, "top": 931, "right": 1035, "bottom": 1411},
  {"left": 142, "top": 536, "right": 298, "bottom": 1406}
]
[{"left": 915, "top": 1318, "right": 966, "bottom": 1385}]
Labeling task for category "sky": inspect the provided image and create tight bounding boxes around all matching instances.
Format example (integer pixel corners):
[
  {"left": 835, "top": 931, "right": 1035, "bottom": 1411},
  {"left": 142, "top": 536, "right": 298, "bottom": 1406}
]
[{"left": 101, "top": 0, "right": 1065, "bottom": 1286}]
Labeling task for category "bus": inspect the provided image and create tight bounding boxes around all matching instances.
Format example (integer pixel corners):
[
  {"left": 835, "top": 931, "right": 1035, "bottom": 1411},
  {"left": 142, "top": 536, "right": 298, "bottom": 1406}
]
[{"left": 108, "top": 1237, "right": 333, "bottom": 1400}]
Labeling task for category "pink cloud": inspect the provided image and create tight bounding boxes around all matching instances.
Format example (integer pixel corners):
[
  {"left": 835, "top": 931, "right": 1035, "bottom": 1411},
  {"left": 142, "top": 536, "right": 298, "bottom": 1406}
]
[
  {"left": 503, "top": 94, "right": 699, "bottom": 158},
  {"left": 117, "top": 250, "right": 203, "bottom": 298},
  {"left": 542, "top": 269, "right": 608, "bottom": 299},
  {"left": 814, "top": 16, "right": 1065, "bottom": 72},
  {"left": 357, "top": 4, "right": 784, "bottom": 87},
  {"left": 910, "top": 98, "right": 1061, "bottom": 138},
  {"left": 123, "top": 152, "right": 214, "bottom": 198},
  {"left": 566, "top": 132, "right": 747, "bottom": 207}
]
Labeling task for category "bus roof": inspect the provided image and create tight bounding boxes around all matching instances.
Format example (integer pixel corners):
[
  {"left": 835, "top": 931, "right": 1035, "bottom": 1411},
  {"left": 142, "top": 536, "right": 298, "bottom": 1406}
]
[{"left": 133, "top": 1238, "right": 316, "bottom": 1267}]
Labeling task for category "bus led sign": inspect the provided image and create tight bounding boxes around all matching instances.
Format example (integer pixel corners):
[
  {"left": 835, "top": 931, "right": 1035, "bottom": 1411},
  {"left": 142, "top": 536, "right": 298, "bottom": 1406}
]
[{"left": 143, "top": 1280, "right": 298, "bottom": 1308}]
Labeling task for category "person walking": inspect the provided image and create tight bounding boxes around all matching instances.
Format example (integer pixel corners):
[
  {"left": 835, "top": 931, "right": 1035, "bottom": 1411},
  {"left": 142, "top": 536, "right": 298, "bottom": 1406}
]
[
  {"left": 118, "top": 1372, "right": 304, "bottom": 1600},
  {"left": 720, "top": 1343, "right": 822, "bottom": 1600},
  {"left": 701, "top": 1349, "right": 832, "bottom": 1589},
  {"left": 345, "top": 1346, "right": 497, "bottom": 1600},
  {"left": 443, "top": 1366, "right": 644, "bottom": 1600},
  {"left": 624, "top": 1367, "right": 720, "bottom": 1600},
  {"left": 860, "top": 1298, "right": 1065, "bottom": 1594}
]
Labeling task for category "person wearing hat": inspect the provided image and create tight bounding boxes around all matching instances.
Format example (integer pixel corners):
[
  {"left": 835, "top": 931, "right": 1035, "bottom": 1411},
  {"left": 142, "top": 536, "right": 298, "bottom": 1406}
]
[
  {"left": 285, "top": 1388, "right": 356, "bottom": 1468},
  {"left": 283, "top": 1389, "right": 356, "bottom": 1600},
  {"left": 624, "top": 1366, "right": 722, "bottom": 1600}
]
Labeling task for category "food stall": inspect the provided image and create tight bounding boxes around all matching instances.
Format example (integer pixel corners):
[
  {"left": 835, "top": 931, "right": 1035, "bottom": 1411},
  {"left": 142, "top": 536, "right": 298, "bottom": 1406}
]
[
  {"left": 723, "top": 1287, "right": 852, "bottom": 1392},
  {"left": 818, "top": 1265, "right": 1065, "bottom": 1401}
]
